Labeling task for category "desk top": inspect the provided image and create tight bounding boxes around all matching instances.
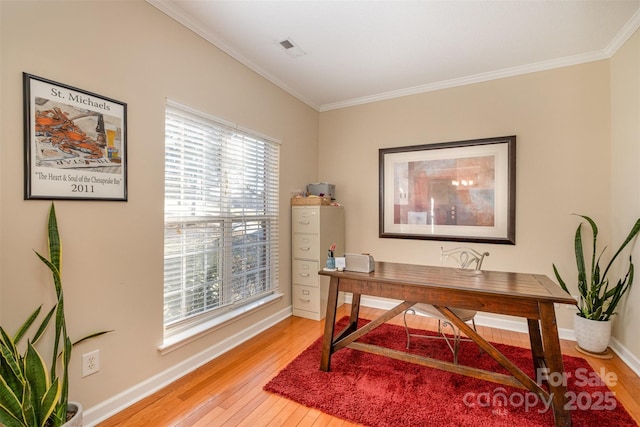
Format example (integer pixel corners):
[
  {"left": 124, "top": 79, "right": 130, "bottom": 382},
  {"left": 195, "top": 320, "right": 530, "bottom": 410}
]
[{"left": 319, "top": 261, "right": 576, "bottom": 305}]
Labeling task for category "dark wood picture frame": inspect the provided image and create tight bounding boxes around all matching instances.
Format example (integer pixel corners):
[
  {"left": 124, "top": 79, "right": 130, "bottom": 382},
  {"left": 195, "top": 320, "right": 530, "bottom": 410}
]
[{"left": 379, "top": 136, "right": 516, "bottom": 244}]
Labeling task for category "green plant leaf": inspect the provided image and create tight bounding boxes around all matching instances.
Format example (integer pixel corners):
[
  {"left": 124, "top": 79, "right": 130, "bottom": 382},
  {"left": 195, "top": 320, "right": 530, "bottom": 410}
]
[
  {"left": 46, "top": 204, "right": 61, "bottom": 274},
  {"left": 0, "top": 403, "right": 26, "bottom": 427},
  {"left": 38, "top": 378, "right": 60, "bottom": 427},
  {"left": 72, "top": 331, "right": 114, "bottom": 347},
  {"left": 12, "top": 307, "right": 42, "bottom": 345},
  {"left": 50, "top": 292, "right": 66, "bottom": 382},
  {"left": 577, "top": 215, "right": 598, "bottom": 284},
  {"left": 24, "top": 343, "right": 49, "bottom": 414},
  {"left": 553, "top": 264, "right": 579, "bottom": 311},
  {"left": 556, "top": 215, "right": 640, "bottom": 321},
  {"left": 602, "top": 261, "right": 633, "bottom": 321},
  {"left": 29, "top": 306, "right": 56, "bottom": 347},
  {"left": 552, "top": 264, "right": 568, "bottom": 293},
  {"left": 573, "top": 222, "right": 589, "bottom": 303},
  {"left": 58, "top": 336, "right": 72, "bottom": 425},
  {"left": 0, "top": 327, "right": 25, "bottom": 388},
  {"left": 0, "top": 374, "right": 24, "bottom": 427},
  {"left": 22, "top": 380, "right": 36, "bottom": 427},
  {"left": 602, "top": 218, "right": 640, "bottom": 281}
]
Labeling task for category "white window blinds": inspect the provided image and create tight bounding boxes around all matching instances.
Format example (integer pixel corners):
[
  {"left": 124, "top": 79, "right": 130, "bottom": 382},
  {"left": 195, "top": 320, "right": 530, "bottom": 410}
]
[{"left": 164, "top": 102, "right": 280, "bottom": 331}]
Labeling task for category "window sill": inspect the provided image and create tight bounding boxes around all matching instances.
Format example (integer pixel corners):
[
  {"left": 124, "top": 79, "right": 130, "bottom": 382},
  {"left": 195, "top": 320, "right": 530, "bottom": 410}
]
[{"left": 158, "top": 293, "right": 284, "bottom": 355}]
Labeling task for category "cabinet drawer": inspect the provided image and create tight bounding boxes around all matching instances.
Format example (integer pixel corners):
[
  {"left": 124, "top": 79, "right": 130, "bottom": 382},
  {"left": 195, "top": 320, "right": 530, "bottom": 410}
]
[
  {"left": 293, "top": 285, "right": 320, "bottom": 313},
  {"left": 292, "top": 208, "right": 319, "bottom": 233},
  {"left": 292, "top": 233, "right": 319, "bottom": 260},
  {"left": 292, "top": 260, "right": 319, "bottom": 287}
]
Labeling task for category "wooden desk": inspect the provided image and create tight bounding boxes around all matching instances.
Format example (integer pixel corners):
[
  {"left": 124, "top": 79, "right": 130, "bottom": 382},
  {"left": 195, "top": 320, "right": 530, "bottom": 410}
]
[{"left": 319, "top": 261, "right": 577, "bottom": 427}]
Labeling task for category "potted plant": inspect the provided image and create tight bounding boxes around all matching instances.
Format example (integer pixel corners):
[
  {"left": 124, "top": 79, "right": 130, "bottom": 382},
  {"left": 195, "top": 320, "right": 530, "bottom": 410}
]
[
  {"left": 553, "top": 214, "right": 640, "bottom": 354},
  {"left": 0, "top": 203, "right": 111, "bottom": 427}
]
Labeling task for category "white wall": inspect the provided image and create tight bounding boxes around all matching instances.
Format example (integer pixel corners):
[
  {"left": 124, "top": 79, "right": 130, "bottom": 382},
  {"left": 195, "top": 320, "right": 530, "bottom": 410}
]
[{"left": 0, "top": 0, "right": 317, "bottom": 421}]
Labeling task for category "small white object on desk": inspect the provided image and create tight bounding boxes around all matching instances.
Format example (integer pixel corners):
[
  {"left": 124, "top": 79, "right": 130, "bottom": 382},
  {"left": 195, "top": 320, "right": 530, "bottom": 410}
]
[{"left": 344, "top": 253, "right": 375, "bottom": 273}]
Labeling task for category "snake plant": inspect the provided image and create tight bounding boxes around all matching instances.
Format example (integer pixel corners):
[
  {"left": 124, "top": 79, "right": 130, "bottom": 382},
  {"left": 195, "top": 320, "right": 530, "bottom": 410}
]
[
  {"left": 0, "top": 204, "right": 111, "bottom": 427},
  {"left": 553, "top": 214, "right": 640, "bottom": 321}
]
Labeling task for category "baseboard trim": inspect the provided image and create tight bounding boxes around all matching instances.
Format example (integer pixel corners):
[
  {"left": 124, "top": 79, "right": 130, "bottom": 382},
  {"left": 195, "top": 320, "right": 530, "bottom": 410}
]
[
  {"left": 83, "top": 307, "right": 292, "bottom": 426},
  {"left": 609, "top": 336, "right": 640, "bottom": 377}
]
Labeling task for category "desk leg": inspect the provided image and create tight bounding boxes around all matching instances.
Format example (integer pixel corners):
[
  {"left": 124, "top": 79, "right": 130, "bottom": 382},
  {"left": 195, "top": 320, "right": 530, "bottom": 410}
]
[
  {"left": 320, "top": 276, "right": 340, "bottom": 372},
  {"left": 347, "top": 292, "right": 361, "bottom": 334},
  {"left": 527, "top": 318, "right": 546, "bottom": 373},
  {"left": 538, "top": 302, "right": 571, "bottom": 427}
]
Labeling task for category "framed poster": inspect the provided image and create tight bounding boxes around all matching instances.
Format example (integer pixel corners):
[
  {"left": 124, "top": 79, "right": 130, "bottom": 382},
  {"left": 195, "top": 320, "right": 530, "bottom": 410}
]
[
  {"left": 379, "top": 136, "right": 516, "bottom": 244},
  {"left": 23, "top": 73, "right": 127, "bottom": 201}
]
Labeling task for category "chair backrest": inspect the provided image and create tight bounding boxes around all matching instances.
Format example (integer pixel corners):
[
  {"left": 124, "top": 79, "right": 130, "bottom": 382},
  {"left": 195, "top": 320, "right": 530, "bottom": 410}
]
[{"left": 440, "top": 247, "right": 489, "bottom": 270}]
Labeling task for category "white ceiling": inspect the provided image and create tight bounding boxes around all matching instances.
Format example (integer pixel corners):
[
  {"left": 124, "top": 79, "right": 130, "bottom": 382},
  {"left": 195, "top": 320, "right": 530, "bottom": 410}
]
[{"left": 148, "top": 0, "right": 640, "bottom": 111}]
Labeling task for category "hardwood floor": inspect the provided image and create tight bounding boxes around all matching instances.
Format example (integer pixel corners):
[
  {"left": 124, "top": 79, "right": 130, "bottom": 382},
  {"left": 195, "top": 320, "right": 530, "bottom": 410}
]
[{"left": 98, "top": 305, "right": 640, "bottom": 426}]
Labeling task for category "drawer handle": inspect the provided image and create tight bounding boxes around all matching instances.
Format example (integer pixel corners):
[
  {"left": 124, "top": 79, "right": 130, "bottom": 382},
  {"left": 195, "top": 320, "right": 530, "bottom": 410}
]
[
  {"left": 298, "top": 221, "right": 311, "bottom": 225},
  {"left": 297, "top": 298, "right": 311, "bottom": 303},
  {"left": 299, "top": 247, "right": 311, "bottom": 251},
  {"left": 298, "top": 273, "right": 310, "bottom": 277}
]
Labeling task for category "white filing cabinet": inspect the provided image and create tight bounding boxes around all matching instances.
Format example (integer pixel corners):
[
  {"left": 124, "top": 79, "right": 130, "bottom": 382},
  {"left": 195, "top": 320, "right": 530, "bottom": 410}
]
[{"left": 291, "top": 205, "right": 345, "bottom": 320}]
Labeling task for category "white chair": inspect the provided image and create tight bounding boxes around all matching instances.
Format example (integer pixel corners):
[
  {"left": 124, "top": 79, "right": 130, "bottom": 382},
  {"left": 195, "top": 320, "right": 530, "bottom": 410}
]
[{"left": 403, "top": 246, "right": 489, "bottom": 364}]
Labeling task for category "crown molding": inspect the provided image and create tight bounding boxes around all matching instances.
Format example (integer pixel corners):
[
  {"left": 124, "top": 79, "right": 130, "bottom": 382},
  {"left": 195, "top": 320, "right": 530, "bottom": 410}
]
[
  {"left": 319, "top": 50, "right": 609, "bottom": 112},
  {"left": 148, "top": 0, "right": 639, "bottom": 114},
  {"left": 605, "top": 7, "right": 640, "bottom": 56}
]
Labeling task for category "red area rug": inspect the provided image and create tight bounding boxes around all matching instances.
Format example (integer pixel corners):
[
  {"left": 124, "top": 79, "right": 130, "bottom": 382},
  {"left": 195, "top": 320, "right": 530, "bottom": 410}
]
[{"left": 264, "top": 317, "right": 637, "bottom": 426}]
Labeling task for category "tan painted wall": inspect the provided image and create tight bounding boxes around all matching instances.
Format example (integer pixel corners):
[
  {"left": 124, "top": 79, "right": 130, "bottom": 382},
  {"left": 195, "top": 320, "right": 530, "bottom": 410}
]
[
  {"left": 0, "top": 0, "right": 317, "bottom": 411},
  {"left": 319, "top": 61, "right": 613, "bottom": 331},
  {"left": 611, "top": 29, "right": 640, "bottom": 357}
]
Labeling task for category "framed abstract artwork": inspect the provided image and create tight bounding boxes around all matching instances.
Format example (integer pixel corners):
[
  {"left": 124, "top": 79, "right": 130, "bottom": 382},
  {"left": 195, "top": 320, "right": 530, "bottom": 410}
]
[{"left": 379, "top": 136, "right": 516, "bottom": 244}]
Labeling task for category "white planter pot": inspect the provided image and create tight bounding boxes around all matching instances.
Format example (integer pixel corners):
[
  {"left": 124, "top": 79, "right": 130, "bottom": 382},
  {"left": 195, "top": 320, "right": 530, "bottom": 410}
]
[
  {"left": 574, "top": 313, "right": 611, "bottom": 354},
  {"left": 62, "top": 402, "right": 83, "bottom": 427}
]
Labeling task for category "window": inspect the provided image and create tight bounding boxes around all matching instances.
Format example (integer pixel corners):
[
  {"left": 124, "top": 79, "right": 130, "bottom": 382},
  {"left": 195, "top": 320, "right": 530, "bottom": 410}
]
[{"left": 163, "top": 101, "right": 280, "bottom": 337}]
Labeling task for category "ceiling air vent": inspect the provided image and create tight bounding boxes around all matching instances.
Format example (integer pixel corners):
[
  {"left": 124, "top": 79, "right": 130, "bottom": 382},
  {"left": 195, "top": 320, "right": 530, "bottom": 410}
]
[
  {"left": 277, "top": 37, "right": 306, "bottom": 58},
  {"left": 279, "top": 39, "right": 295, "bottom": 49}
]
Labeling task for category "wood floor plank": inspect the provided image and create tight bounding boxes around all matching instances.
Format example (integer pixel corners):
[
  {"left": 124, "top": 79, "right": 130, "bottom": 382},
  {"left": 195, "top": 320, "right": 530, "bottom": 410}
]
[
  {"left": 98, "top": 305, "right": 640, "bottom": 426},
  {"left": 296, "top": 408, "right": 323, "bottom": 427},
  {"left": 275, "top": 404, "right": 312, "bottom": 427}
]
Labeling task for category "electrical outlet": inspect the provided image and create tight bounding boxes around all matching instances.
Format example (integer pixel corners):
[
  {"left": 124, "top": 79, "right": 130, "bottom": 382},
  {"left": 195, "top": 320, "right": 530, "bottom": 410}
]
[{"left": 82, "top": 350, "right": 100, "bottom": 377}]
